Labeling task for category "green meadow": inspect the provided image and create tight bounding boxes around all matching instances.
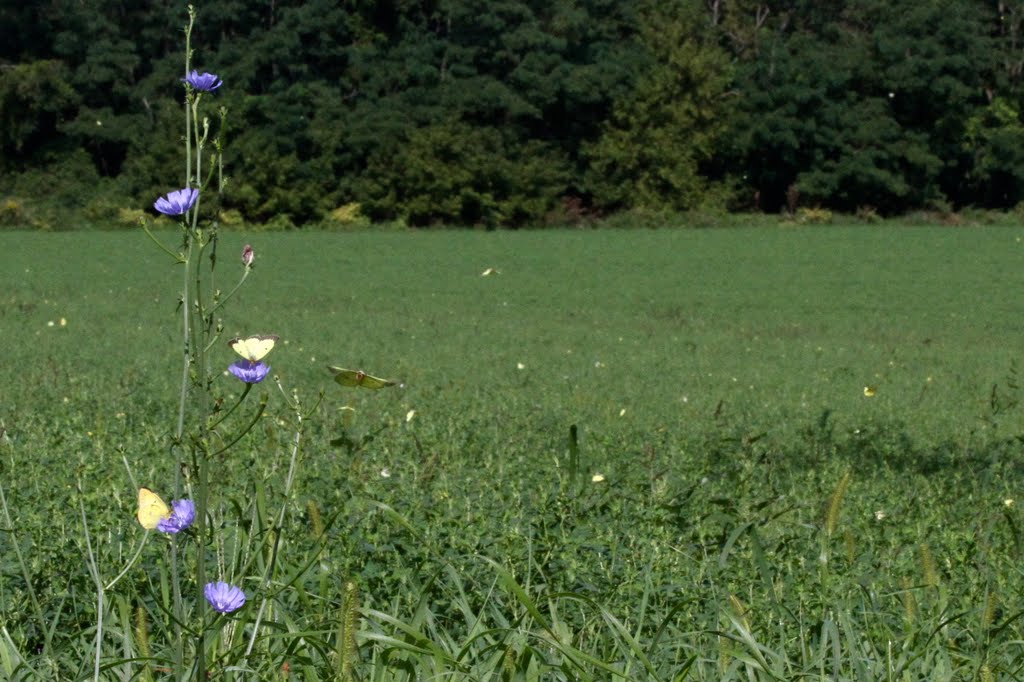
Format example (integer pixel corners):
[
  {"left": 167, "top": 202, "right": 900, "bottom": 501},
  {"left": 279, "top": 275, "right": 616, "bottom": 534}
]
[{"left": 4, "top": 225, "right": 1024, "bottom": 678}]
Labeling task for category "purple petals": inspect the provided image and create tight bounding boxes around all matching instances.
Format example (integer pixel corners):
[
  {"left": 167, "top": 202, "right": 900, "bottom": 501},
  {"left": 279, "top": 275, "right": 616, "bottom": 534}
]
[
  {"left": 229, "top": 360, "right": 270, "bottom": 384},
  {"left": 184, "top": 70, "right": 223, "bottom": 92},
  {"left": 156, "top": 499, "right": 196, "bottom": 534},
  {"left": 154, "top": 188, "right": 199, "bottom": 216},
  {"left": 204, "top": 581, "right": 246, "bottom": 614}
]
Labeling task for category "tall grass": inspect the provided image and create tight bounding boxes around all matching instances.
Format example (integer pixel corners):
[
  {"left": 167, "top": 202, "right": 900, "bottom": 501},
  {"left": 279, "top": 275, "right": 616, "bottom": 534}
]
[{"left": 3, "top": 224, "right": 1024, "bottom": 677}]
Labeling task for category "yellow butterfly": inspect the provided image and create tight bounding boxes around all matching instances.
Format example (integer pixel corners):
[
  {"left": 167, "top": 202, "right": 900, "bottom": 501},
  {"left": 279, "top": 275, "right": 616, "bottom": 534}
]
[
  {"left": 137, "top": 487, "right": 171, "bottom": 530},
  {"left": 328, "top": 366, "right": 396, "bottom": 389},
  {"left": 229, "top": 335, "right": 278, "bottom": 363}
]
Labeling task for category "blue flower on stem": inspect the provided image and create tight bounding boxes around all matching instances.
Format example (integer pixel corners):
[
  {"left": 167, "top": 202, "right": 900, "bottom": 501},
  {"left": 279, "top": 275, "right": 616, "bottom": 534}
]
[
  {"left": 229, "top": 360, "right": 270, "bottom": 384},
  {"left": 205, "top": 581, "right": 246, "bottom": 614},
  {"left": 154, "top": 188, "right": 199, "bottom": 216},
  {"left": 184, "top": 70, "right": 223, "bottom": 92},
  {"left": 157, "top": 499, "right": 196, "bottom": 534}
]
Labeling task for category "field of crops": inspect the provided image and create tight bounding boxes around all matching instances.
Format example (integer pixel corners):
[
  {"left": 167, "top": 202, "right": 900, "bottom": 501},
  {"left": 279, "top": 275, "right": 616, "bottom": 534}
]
[{"left": 3, "top": 225, "right": 1024, "bottom": 679}]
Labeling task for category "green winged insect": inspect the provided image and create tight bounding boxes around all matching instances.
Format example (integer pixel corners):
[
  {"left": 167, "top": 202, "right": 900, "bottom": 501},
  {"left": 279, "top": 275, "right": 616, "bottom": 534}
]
[{"left": 328, "top": 366, "right": 396, "bottom": 389}]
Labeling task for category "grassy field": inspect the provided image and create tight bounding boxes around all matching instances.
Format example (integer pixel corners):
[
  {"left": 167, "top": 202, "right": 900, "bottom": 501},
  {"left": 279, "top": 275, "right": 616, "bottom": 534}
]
[{"left": 3, "top": 225, "right": 1024, "bottom": 678}]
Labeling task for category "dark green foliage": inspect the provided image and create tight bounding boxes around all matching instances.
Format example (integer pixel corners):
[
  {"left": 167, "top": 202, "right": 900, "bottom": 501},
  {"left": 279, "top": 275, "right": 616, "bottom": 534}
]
[
  {"left": 727, "top": 0, "right": 994, "bottom": 214},
  {"left": 0, "top": 60, "right": 78, "bottom": 164},
  {"left": 323, "top": 0, "right": 642, "bottom": 224},
  {"left": 870, "top": 0, "right": 996, "bottom": 208},
  {"left": 4, "top": 0, "right": 1024, "bottom": 224},
  {"left": 585, "top": 3, "right": 733, "bottom": 212},
  {"left": 964, "top": 98, "right": 1024, "bottom": 207},
  {"left": 357, "top": 120, "right": 570, "bottom": 225}
]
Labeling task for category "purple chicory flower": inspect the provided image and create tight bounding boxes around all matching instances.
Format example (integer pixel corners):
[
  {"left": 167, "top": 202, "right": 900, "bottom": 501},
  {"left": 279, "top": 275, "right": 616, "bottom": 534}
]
[
  {"left": 184, "top": 70, "right": 223, "bottom": 92},
  {"left": 242, "top": 244, "right": 254, "bottom": 267},
  {"left": 204, "top": 581, "right": 246, "bottom": 614},
  {"left": 154, "top": 188, "right": 199, "bottom": 216},
  {"left": 229, "top": 359, "right": 270, "bottom": 384},
  {"left": 156, "top": 499, "right": 196, "bottom": 534}
]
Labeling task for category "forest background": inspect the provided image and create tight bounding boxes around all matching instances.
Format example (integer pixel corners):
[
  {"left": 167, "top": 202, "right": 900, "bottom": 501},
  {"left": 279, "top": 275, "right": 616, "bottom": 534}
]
[{"left": 3, "top": 0, "right": 1024, "bottom": 229}]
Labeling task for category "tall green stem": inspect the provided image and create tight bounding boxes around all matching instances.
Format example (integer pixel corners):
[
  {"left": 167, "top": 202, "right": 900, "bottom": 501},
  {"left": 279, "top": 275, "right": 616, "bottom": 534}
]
[
  {"left": 191, "top": 230, "right": 210, "bottom": 681},
  {"left": 170, "top": 235, "right": 190, "bottom": 682},
  {"left": 180, "top": 7, "right": 209, "bottom": 678},
  {"left": 184, "top": 6, "right": 194, "bottom": 190}
]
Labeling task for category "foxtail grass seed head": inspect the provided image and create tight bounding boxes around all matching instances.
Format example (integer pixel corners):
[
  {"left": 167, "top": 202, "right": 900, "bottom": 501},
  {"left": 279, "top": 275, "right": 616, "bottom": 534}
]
[
  {"left": 825, "top": 471, "right": 852, "bottom": 537},
  {"left": 242, "top": 243, "right": 254, "bottom": 267},
  {"left": 153, "top": 187, "right": 199, "bottom": 216},
  {"left": 920, "top": 544, "right": 939, "bottom": 588},
  {"left": 336, "top": 581, "right": 360, "bottom": 679},
  {"left": 157, "top": 499, "right": 196, "bottom": 534},
  {"left": 901, "top": 576, "right": 917, "bottom": 622},
  {"left": 307, "top": 500, "right": 325, "bottom": 538},
  {"left": 984, "top": 591, "right": 999, "bottom": 627},
  {"left": 728, "top": 594, "right": 751, "bottom": 630},
  {"left": 228, "top": 359, "right": 271, "bottom": 383},
  {"left": 135, "top": 606, "right": 152, "bottom": 669},
  {"left": 204, "top": 581, "right": 246, "bottom": 614},
  {"left": 183, "top": 70, "right": 223, "bottom": 92}
]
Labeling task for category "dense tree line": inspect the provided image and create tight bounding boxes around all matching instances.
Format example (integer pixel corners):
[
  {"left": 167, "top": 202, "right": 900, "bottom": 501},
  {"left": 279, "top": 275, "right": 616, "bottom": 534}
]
[{"left": 2, "top": 0, "right": 1024, "bottom": 227}]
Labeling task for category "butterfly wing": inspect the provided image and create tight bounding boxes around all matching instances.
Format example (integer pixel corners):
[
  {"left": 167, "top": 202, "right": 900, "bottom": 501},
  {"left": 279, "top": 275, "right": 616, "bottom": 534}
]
[
  {"left": 329, "top": 367, "right": 360, "bottom": 387},
  {"left": 229, "top": 335, "right": 278, "bottom": 362},
  {"left": 358, "top": 373, "right": 396, "bottom": 389},
  {"left": 137, "top": 487, "right": 171, "bottom": 530},
  {"left": 328, "top": 366, "right": 396, "bottom": 389}
]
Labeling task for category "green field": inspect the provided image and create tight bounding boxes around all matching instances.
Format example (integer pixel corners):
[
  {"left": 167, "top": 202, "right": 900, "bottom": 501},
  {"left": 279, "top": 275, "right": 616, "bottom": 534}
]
[{"left": 4, "top": 226, "right": 1024, "bottom": 678}]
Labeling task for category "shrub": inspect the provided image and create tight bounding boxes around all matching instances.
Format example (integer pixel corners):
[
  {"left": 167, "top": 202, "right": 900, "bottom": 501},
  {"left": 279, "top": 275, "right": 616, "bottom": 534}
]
[
  {"left": 326, "top": 202, "right": 370, "bottom": 229},
  {"left": 796, "top": 207, "right": 833, "bottom": 224}
]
